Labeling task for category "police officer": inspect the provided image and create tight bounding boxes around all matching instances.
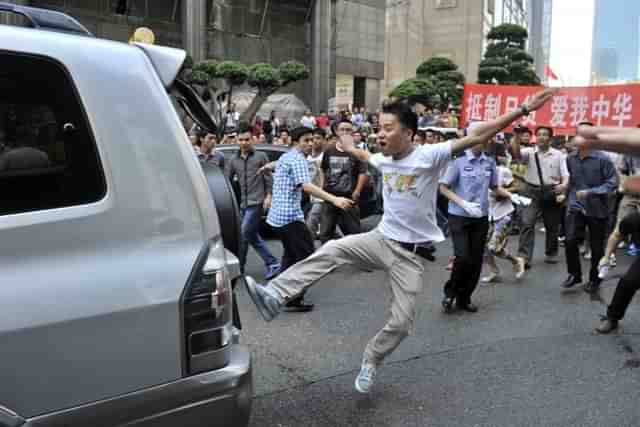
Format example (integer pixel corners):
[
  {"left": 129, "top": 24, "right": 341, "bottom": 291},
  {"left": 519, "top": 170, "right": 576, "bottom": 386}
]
[{"left": 439, "top": 127, "right": 513, "bottom": 313}]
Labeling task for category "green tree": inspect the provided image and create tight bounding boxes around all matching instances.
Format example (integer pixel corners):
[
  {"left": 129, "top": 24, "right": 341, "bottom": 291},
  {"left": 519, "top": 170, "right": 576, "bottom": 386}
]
[
  {"left": 478, "top": 23, "right": 540, "bottom": 85},
  {"left": 186, "top": 59, "right": 310, "bottom": 130},
  {"left": 389, "top": 57, "right": 465, "bottom": 109},
  {"left": 240, "top": 61, "right": 310, "bottom": 122}
]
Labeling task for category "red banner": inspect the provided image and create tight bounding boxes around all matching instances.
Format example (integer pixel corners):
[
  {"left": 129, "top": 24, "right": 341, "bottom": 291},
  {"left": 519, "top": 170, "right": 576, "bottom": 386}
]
[{"left": 461, "top": 83, "right": 640, "bottom": 135}]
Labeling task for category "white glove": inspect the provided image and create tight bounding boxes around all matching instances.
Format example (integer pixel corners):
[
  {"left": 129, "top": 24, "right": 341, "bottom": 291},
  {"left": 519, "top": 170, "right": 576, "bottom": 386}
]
[
  {"left": 461, "top": 201, "right": 483, "bottom": 218},
  {"left": 511, "top": 194, "right": 532, "bottom": 207}
]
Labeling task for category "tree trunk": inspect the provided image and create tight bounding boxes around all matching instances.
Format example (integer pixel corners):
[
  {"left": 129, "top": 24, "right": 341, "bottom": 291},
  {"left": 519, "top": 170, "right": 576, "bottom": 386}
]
[{"left": 240, "top": 92, "right": 268, "bottom": 123}]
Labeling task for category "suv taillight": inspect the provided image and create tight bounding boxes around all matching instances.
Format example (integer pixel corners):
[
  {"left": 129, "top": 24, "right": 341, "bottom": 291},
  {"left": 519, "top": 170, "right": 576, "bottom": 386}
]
[{"left": 182, "top": 238, "right": 233, "bottom": 375}]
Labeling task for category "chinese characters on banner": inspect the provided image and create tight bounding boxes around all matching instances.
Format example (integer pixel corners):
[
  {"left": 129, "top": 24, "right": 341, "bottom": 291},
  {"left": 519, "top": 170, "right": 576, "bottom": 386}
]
[{"left": 461, "top": 84, "right": 640, "bottom": 135}]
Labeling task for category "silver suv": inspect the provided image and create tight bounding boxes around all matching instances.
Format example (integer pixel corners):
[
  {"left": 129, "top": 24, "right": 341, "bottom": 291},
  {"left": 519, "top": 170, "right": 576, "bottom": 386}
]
[{"left": 0, "top": 3, "right": 251, "bottom": 426}]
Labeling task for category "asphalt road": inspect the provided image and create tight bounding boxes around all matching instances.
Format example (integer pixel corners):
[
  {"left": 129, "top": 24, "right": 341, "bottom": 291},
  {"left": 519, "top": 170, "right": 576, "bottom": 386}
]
[{"left": 238, "top": 220, "right": 640, "bottom": 427}]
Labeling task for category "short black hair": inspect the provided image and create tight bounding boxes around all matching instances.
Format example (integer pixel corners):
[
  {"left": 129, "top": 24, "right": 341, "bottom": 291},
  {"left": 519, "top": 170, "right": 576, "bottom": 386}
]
[
  {"left": 415, "top": 130, "right": 427, "bottom": 140},
  {"left": 280, "top": 129, "right": 290, "bottom": 135},
  {"left": 381, "top": 100, "right": 418, "bottom": 136},
  {"left": 313, "top": 128, "right": 326, "bottom": 138},
  {"left": 514, "top": 125, "right": 532, "bottom": 135},
  {"left": 578, "top": 121, "right": 594, "bottom": 127},
  {"left": 535, "top": 125, "right": 554, "bottom": 137},
  {"left": 237, "top": 121, "right": 251, "bottom": 135},
  {"left": 290, "top": 126, "right": 314, "bottom": 143}
]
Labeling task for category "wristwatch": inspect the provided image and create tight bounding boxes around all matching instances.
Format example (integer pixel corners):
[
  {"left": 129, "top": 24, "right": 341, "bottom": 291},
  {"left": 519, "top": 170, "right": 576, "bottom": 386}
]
[{"left": 519, "top": 104, "right": 530, "bottom": 116}]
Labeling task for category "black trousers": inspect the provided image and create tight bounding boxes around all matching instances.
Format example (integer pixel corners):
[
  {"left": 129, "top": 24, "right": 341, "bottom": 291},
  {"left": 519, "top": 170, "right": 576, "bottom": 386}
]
[
  {"left": 565, "top": 210, "right": 607, "bottom": 283},
  {"left": 319, "top": 203, "right": 361, "bottom": 243},
  {"left": 444, "top": 215, "right": 489, "bottom": 305},
  {"left": 278, "top": 221, "right": 316, "bottom": 272},
  {"left": 607, "top": 257, "right": 640, "bottom": 320}
]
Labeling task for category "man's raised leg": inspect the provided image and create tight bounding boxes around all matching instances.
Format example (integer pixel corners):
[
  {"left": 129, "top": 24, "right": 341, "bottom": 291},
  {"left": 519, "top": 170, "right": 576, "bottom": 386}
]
[{"left": 245, "top": 230, "right": 389, "bottom": 321}]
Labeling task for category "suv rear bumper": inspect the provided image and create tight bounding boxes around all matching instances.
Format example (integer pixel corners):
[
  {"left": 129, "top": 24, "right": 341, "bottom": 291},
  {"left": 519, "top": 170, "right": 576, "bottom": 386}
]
[{"left": 22, "top": 344, "right": 252, "bottom": 427}]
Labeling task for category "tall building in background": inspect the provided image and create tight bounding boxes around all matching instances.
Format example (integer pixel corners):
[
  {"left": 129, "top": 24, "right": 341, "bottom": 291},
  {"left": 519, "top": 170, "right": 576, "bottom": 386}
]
[
  {"left": 334, "top": 0, "right": 386, "bottom": 111},
  {"left": 9, "top": 0, "right": 386, "bottom": 113},
  {"left": 591, "top": 0, "right": 640, "bottom": 84},
  {"left": 384, "top": 0, "right": 528, "bottom": 100},
  {"left": 527, "top": 0, "right": 552, "bottom": 81}
]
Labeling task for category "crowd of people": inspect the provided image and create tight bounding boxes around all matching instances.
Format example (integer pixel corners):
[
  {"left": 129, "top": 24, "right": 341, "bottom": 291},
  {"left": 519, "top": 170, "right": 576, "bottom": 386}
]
[{"left": 187, "top": 90, "right": 640, "bottom": 395}]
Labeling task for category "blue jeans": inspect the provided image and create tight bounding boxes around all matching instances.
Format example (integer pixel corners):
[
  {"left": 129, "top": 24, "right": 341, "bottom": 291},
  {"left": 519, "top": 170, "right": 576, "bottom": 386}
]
[{"left": 240, "top": 205, "right": 278, "bottom": 270}]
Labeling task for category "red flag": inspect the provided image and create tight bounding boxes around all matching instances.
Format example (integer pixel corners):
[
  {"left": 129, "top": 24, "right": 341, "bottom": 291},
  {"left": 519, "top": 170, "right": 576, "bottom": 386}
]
[{"left": 544, "top": 64, "right": 559, "bottom": 81}]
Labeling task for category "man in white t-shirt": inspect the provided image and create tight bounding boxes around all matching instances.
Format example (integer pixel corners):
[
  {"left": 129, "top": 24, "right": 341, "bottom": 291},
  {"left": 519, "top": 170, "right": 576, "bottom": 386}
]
[
  {"left": 481, "top": 163, "right": 530, "bottom": 283},
  {"left": 306, "top": 129, "right": 327, "bottom": 237},
  {"left": 301, "top": 110, "right": 317, "bottom": 129},
  {"left": 244, "top": 90, "right": 555, "bottom": 394}
]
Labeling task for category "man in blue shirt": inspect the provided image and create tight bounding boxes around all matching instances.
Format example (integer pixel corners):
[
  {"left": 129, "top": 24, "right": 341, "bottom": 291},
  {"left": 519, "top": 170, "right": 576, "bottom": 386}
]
[
  {"left": 267, "top": 127, "right": 354, "bottom": 311},
  {"left": 562, "top": 123, "right": 618, "bottom": 293},
  {"left": 439, "top": 133, "right": 513, "bottom": 313}
]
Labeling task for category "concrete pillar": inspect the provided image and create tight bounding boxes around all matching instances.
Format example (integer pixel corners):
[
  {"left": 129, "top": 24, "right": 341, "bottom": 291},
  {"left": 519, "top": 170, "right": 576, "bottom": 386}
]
[
  {"left": 310, "top": 0, "right": 336, "bottom": 113},
  {"left": 182, "top": 0, "right": 207, "bottom": 62}
]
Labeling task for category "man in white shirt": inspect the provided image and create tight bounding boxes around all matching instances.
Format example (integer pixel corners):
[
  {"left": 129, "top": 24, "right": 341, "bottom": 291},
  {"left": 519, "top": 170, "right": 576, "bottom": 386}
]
[
  {"left": 300, "top": 110, "right": 317, "bottom": 129},
  {"left": 512, "top": 126, "right": 569, "bottom": 267},
  {"left": 225, "top": 104, "right": 240, "bottom": 131},
  {"left": 244, "top": 90, "right": 555, "bottom": 394},
  {"left": 482, "top": 162, "right": 529, "bottom": 283}
]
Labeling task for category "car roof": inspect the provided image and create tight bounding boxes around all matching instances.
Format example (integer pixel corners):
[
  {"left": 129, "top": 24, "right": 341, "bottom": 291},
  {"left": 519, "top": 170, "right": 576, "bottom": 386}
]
[
  {"left": 0, "top": 24, "right": 185, "bottom": 88},
  {"left": 216, "top": 144, "right": 291, "bottom": 153}
]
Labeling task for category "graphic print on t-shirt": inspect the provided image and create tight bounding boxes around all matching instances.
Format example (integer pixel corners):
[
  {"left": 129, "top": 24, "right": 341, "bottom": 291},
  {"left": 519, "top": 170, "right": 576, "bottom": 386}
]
[
  {"left": 383, "top": 171, "right": 419, "bottom": 197},
  {"left": 327, "top": 156, "right": 354, "bottom": 195}
]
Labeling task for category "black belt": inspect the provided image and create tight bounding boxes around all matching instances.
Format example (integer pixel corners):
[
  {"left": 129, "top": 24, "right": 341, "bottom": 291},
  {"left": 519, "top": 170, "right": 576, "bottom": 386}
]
[{"left": 396, "top": 241, "right": 436, "bottom": 261}]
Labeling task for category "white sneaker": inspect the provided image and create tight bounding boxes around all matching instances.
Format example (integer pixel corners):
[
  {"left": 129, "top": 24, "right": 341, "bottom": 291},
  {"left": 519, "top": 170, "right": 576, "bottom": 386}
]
[
  {"left": 610, "top": 254, "right": 617, "bottom": 267},
  {"left": 584, "top": 250, "right": 592, "bottom": 260},
  {"left": 618, "top": 241, "right": 627, "bottom": 250},
  {"left": 355, "top": 360, "right": 377, "bottom": 394},
  {"left": 481, "top": 272, "right": 500, "bottom": 283},
  {"left": 513, "top": 257, "right": 526, "bottom": 280}
]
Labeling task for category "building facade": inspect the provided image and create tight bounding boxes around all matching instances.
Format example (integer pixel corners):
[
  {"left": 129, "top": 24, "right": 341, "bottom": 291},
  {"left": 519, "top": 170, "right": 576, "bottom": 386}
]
[
  {"left": 527, "top": 0, "right": 552, "bottom": 82},
  {"left": 6, "top": 0, "right": 385, "bottom": 114},
  {"left": 384, "top": 0, "right": 528, "bottom": 99},
  {"left": 334, "top": 0, "right": 386, "bottom": 112},
  {"left": 591, "top": 0, "right": 640, "bottom": 84}
]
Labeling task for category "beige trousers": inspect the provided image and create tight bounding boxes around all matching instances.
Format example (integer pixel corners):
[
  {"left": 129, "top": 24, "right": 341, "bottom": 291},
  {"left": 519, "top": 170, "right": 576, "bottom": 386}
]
[{"left": 270, "top": 229, "right": 427, "bottom": 365}]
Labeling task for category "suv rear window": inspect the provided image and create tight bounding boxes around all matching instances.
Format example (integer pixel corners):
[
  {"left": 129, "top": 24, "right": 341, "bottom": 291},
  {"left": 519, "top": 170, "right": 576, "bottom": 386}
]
[{"left": 0, "top": 52, "right": 106, "bottom": 215}]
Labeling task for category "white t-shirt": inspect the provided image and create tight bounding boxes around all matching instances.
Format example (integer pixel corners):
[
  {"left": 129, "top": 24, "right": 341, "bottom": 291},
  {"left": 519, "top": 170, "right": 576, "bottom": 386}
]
[
  {"left": 226, "top": 111, "right": 240, "bottom": 128},
  {"left": 489, "top": 166, "right": 515, "bottom": 221},
  {"left": 369, "top": 141, "right": 453, "bottom": 244},
  {"left": 301, "top": 115, "right": 316, "bottom": 129},
  {"left": 307, "top": 152, "right": 324, "bottom": 202}
]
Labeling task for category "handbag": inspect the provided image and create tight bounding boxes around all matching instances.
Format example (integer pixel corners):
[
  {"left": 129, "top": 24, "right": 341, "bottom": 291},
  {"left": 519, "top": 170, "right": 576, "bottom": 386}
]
[{"left": 534, "top": 151, "right": 558, "bottom": 207}]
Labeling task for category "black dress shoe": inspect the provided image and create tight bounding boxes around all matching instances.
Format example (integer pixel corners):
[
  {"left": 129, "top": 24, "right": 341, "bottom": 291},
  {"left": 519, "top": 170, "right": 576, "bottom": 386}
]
[
  {"left": 284, "top": 297, "right": 314, "bottom": 312},
  {"left": 562, "top": 275, "right": 582, "bottom": 289},
  {"left": 442, "top": 296, "right": 455, "bottom": 313},
  {"left": 595, "top": 317, "right": 618, "bottom": 334},
  {"left": 583, "top": 281, "right": 601, "bottom": 294},
  {"left": 456, "top": 303, "right": 478, "bottom": 313}
]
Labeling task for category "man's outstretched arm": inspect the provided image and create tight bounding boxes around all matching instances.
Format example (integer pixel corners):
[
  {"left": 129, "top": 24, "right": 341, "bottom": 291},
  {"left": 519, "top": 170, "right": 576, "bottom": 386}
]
[{"left": 451, "top": 88, "right": 556, "bottom": 156}]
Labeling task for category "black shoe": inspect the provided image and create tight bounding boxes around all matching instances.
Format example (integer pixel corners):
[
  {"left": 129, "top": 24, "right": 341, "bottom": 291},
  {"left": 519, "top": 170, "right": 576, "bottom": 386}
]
[
  {"left": 456, "top": 303, "right": 478, "bottom": 313},
  {"left": 595, "top": 317, "right": 619, "bottom": 334},
  {"left": 442, "top": 296, "right": 455, "bottom": 314},
  {"left": 583, "top": 281, "right": 601, "bottom": 294},
  {"left": 284, "top": 297, "right": 314, "bottom": 312},
  {"left": 562, "top": 275, "right": 582, "bottom": 289}
]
